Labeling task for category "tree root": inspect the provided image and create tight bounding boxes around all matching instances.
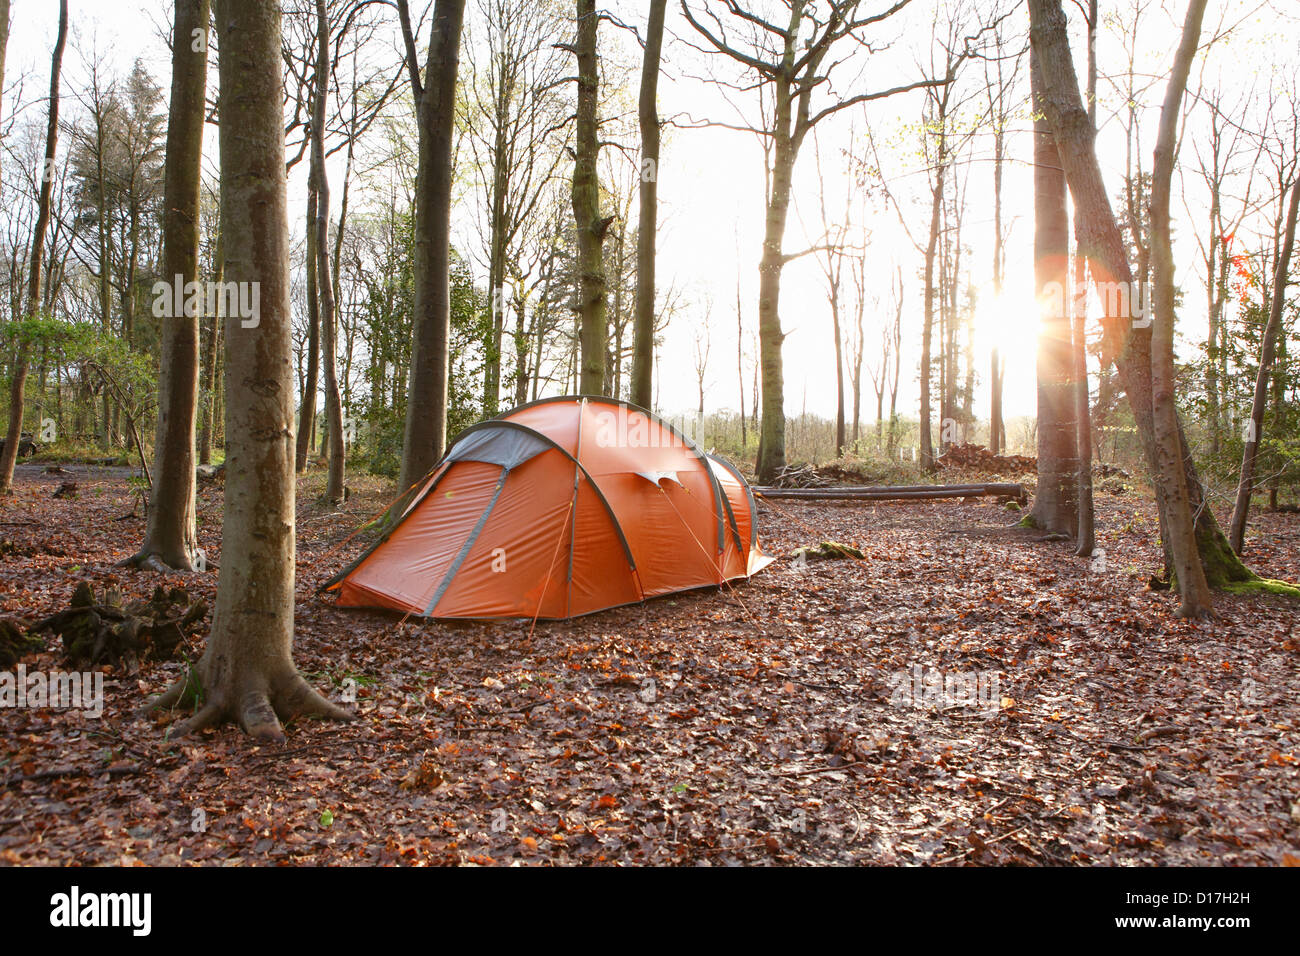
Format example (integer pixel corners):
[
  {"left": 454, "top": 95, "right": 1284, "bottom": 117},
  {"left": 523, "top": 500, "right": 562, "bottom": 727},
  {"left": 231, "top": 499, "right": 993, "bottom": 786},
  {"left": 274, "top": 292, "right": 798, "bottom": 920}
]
[
  {"left": 149, "top": 679, "right": 187, "bottom": 712},
  {"left": 116, "top": 550, "right": 194, "bottom": 573},
  {"left": 154, "top": 667, "right": 352, "bottom": 742}
]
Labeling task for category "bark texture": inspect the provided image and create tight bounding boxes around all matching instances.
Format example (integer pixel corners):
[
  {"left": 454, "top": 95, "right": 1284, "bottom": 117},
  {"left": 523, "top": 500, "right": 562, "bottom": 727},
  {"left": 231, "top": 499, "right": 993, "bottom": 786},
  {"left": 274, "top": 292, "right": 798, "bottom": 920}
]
[
  {"left": 629, "top": 0, "right": 666, "bottom": 410},
  {"left": 199, "top": 237, "right": 224, "bottom": 465},
  {"left": 154, "top": 0, "right": 349, "bottom": 739},
  {"left": 0, "top": 0, "right": 9, "bottom": 190},
  {"left": 571, "top": 0, "right": 610, "bottom": 396},
  {"left": 295, "top": 181, "right": 320, "bottom": 472},
  {"left": 312, "top": 0, "right": 345, "bottom": 503},
  {"left": 129, "top": 0, "right": 209, "bottom": 571},
  {"left": 1029, "top": 46, "right": 1078, "bottom": 535},
  {"left": 1148, "top": 0, "right": 1211, "bottom": 616},
  {"left": 1072, "top": 0, "right": 1098, "bottom": 557},
  {"left": 398, "top": 0, "right": 466, "bottom": 492}
]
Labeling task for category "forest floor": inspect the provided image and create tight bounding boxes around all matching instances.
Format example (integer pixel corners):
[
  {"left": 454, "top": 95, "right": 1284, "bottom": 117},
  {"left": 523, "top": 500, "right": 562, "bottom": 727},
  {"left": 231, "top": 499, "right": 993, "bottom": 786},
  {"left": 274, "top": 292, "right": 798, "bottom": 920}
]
[{"left": 1, "top": 465, "right": 1298, "bottom": 866}]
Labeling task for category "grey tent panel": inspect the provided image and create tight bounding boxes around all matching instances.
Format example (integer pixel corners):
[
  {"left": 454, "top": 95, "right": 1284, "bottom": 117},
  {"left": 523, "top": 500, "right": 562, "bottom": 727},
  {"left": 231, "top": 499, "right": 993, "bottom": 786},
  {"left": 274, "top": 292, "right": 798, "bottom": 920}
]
[{"left": 445, "top": 424, "right": 551, "bottom": 470}]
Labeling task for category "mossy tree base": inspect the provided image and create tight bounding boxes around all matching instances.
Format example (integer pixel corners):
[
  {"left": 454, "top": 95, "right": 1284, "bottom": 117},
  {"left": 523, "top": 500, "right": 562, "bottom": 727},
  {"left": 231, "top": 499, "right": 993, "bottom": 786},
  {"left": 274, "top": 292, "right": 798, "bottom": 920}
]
[{"left": 1221, "top": 578, "right": 1300, "bottom": 598}]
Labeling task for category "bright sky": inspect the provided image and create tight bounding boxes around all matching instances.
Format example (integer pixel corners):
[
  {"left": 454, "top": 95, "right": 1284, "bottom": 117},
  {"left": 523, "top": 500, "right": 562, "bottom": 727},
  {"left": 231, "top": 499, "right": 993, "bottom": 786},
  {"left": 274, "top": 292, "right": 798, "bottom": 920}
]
[
  {"left": 6, "top": 0, "right": 1299, "bottom": 427},
  {"left": 645, "top": 0, "right": 1300, "bottom": 424}
]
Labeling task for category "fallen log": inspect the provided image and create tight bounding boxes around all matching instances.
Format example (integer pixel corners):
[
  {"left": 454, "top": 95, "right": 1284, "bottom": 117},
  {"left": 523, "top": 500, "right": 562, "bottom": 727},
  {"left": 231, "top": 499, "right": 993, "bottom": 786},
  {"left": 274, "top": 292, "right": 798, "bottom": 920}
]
[{"left": 754, "top": 482, "right": 1026, "bottom": 502}]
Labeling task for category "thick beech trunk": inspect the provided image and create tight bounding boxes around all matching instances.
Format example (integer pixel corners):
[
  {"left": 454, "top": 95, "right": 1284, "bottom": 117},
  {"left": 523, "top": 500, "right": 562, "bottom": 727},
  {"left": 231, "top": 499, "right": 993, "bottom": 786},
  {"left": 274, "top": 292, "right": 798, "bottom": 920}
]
[
  {"left": 1029, "top": 47, "right": 1078, "bottom": 536},
  {"left": 153, "top": 0, "right": 350, "bottom": 739}
]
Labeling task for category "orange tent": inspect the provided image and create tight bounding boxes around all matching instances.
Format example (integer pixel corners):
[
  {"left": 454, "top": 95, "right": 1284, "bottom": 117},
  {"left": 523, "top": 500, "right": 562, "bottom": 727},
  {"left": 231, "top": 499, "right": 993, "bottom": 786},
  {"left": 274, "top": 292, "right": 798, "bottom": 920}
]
[{"left": 325, "top": 396, "right": 773, "bottom": 619}]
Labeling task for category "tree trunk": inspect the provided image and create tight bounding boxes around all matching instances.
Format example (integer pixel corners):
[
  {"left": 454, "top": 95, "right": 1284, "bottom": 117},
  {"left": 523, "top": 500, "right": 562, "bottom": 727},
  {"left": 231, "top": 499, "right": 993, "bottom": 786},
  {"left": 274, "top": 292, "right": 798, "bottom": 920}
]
[
  {"left": 1071, "top": 256, "right": 1096, "bottom": 555},
  {"left": 1267, "top": 333, "right": 1286, "bottom": 511},
  {"left": 1029, "top": 46, "right": 1078, "bottom": 535},
  {"left": 610, "top": 219, "right": 625, "bottom": 396},
  {"left": 482, "top": 77, "right": 508, "bottom": 417},
  {"left": 989, "top": 72, "right": 1006, "bottom": 456},
  {"left": 199, "top": 236, "right": 224, "bottom": 464},
  {"left": 511, "top": 288, "right": 529, "bottom": 406},
  {"left": 629, "top": 0, "right": 665, "bottom": 410},
  {"left": 0, "top": 0, "right": 10, "bottom": 190},
  {"left": 123, "top": 207, "right": 141, "bottom": 347},
  {"left": 989, "top": 349, "right": 1002, "bottom": 453},
  {"left": 1229, "top": 177, "right": 1300, "bottom": 552},
  {"left": 919, "top": 169, "right": 943, "bottom": 472},
  {"left": 1149, "top": 0, "right": 1211, "bottom": 617},
  {"left": 96, "top": 112, "right": 116, "bottom": 450},
  {"left": 1072, "top": 0, "right": 1097, "bottom": 557},
  {"left": 1029, "top": 0, "right": 1254, "bottom": 589},
  {"left": 1205, "top": 172, "right": 1223, "bottom": 457},
  {"left": 736, "top": 271, "right": 745, "bottom": 448},
  {"left": 572, "top": 0, "right": 609, "bottom": 396},
  {"left": 754, "top": 74, "right": 800, "bottom": 483},
  {"left": 831, "top": 279, "right": 845, "bottom": 456},
  {"left": 154, "top": 0, "right": 350, "bottom": 739},
  {"left": 295, "top": 179, "right": 320, "bottom": 471},
  {"left": 889, "top": 274, "right": 902, "bottom": 456},
  {"left": 313, "top": 0, "right": 344, "bottom": 504},
  {"left": 398, "top": 0, "right": 465, "bottom": 493},
  {"left": 129, "top": 0, "right": 209, "bottom": 571},
  {"left": 0, "top": 0, "right": 66, "bottom": 494}
]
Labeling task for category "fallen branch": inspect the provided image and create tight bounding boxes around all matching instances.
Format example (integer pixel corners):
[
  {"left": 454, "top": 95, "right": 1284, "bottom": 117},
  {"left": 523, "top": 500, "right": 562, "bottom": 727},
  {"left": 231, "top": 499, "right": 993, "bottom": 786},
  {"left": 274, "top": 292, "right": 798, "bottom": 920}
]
[
  {"left": 1103, "top": 739, "right": 1155, "bottom": 752},
  {"left": 1136, "top": 725, "right": 1184, "bottom": 744},
  {"left": 769, "top": 760, "right": 872, "bottom": 778},
  {"left": 755, "top": 482, "right": 1026, "bottom": 502},
  {"left": 1, "top": 764, "right": 143, "bottom": 789}
]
